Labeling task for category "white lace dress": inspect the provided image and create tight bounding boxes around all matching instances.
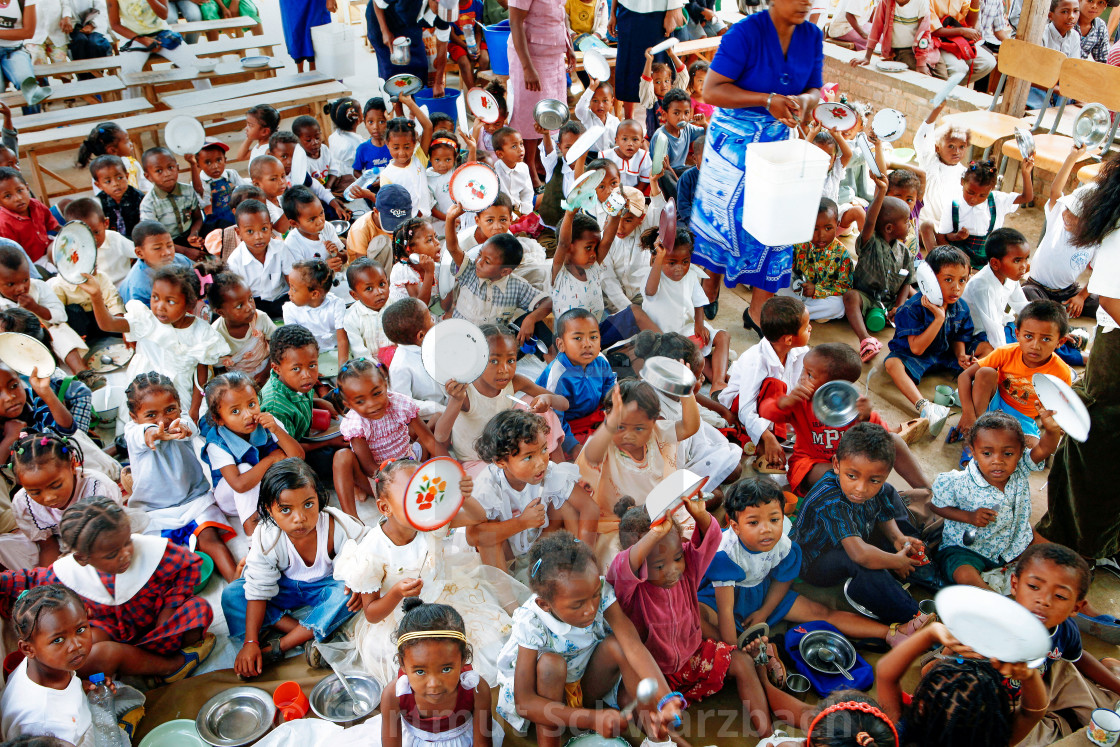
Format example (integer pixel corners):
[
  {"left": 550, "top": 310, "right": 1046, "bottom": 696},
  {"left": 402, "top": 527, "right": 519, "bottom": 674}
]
[{"left": 333, "top": 524, "right": 530, "bottom": 687}]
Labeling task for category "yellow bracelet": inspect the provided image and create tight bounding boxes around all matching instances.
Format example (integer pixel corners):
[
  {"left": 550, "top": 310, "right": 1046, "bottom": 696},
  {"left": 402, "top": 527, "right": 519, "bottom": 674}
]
[{"left": 969, "top": 4, "right": 981, "bottom": 10}]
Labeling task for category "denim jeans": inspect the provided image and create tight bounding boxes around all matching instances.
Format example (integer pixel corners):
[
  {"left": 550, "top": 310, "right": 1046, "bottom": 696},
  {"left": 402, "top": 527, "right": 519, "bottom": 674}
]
[
  {"left": 222, "top": 574, "right": 356, "bottom": 641},
  {"left": 170, "top": 0, "right": 203, "bottom": 43},
  {"left": 0, "top": 46, "right": 39, "bottom": 114}
]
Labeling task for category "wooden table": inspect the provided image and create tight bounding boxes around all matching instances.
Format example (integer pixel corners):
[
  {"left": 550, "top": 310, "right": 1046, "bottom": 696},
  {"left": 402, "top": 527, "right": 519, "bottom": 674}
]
[
  {"left": 0, "top": 75, "right": 124, "bottom": 107},
  {"left": 121, "top": 58, "right": 284, "bottom": 102},
  {"left": 30, "top": 32, "right": 280, "bottom": 79},
  {"left": 12, "top": 97, "right": 153, "bottom": 133},
  {"left": 171, "top": 15, "right": 258, "bottom": 36},
  {"left": 161, "top": 72, "right": 331, "bottom": 109},
  {"left": 19, "top": 81, "right": 350, "bottom": 203}
]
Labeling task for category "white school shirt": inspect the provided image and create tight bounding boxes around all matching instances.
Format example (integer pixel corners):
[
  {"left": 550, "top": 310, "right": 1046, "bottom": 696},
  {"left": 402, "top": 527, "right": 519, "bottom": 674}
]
[
  {"left": 1030, "top": 199, "right": 1096, "bottom": 290},
  {"left": 97, "top": 230, "right": 136, "bottom": 286},
  {"left": 426, "top": 167, "right": 454, "bottom": 218},
  {"left": 342, "top": 301, "right": 390, "bottom": 358},
  {"left": 719, "top": 338, "right": 810, "bottom": 444},
  {"left": 1, "top": 660, "right": 91, "bottom": 744},
  {"left": 1088, "top": 229, "right": 1120, "bottom": 331},
  {"left": 380, "top": 158, "right": 433, "bottom": 217},
  {"left": 266, "top": 199, "right": 285, "bottom": 225},
  {"left": 0, "top": 278, "right": 66, "bottom": 324},
  {"left": 961, "top": 264, "right": 1028, "bottom": 347},
  {"left": 227, "top": 239, "right": 288, "bottom": 302},
  {"left": 935, "top": 190, "right": 1019, "bottom": 236},
  {"left": 915, "top": 120, "right": 966, "bottom": 225},
  {"left": 283, "top": 294, "right": 348, "bottom": 351},
  {"left": 282, "top": 223, "right": 345, "bottom": 270},
  {"left": 473, "top": 461, "right": 579, "bottom": 557},
  {"left": 642, "top": 269, "right": 707, "bottom": 338},
  {"left": 494, "top": 159, "right": 535, "bottom": 216},
  {"left": 574, "top": 87, "right": 621, "bottom": 153},
  {"left": 328, "top": 130, "right": 365, "bottom": 173},
  {"left": 388, "top": 344, "right": 447, "bottom": 417},
  {"left": 304, "top": 144, "right": 341, "bottom": 183},
  {"left": 602, "top": 147, "right": 652, "bottom": 188},
  {"left": 601, "top": 197, "right": 662, "bottom": 313},
  {"left": 250, "top": 142, "right": 269, "bottom": 161},
  {"left": 1044, "top": 22, "right": 1082, "bottom": 57},
  {"left": 539, "top": 143, "right": 576, "bottom": 196}
]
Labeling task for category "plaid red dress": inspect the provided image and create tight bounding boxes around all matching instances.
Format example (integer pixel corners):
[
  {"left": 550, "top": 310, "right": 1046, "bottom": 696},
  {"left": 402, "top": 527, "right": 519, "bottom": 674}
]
[{"left": 0, "top": 540, "right": 212, "bottom": 654}]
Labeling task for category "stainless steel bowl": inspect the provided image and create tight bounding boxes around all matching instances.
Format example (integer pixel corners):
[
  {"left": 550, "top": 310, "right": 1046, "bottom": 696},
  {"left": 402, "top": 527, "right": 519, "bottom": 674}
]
[
  {"left": 1013, "top": 127, "right": 1035, "bottom": 159},
  {"left": 329, "top": 219, "right": 350, "bottom": 237},
  {"left": 639, "top": 356, "right": 697, "bottom": 396},
  {"left": 799, "top": 630, "right": 857, "bottom": 676},
  {"left": 533, "top": 99, "right": 570, "bottom": 131},
  {"left": 195, "top": 686, "right": 275, "bottom": 746},
  {"left": 309, "top": 672, "right": 381, "bottom": 724},
  {"left": 1073, "top": 103, "right": 1111, "bottom": 149},
  {"left": 812, "top": 380, "right": 860, "bottom": 427}
]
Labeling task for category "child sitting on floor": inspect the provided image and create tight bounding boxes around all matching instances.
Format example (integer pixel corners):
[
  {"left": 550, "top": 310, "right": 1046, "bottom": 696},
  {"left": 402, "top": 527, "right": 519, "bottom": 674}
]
[
  {"left": 574, "top": 79, "right": 620, "bottom": 155},
  {"left": 138, "top": 147, "right": 204, "bottom": 258},
  {"left": 283, "top": 259, "right": 349, "bottom": 362},
  {"left": 186, "top": 138, "right": 246, "bottom": 231},
  {"left": 915, "top": 101, "right": 970, "bottom": 250},
  {"left": 885, "top": 245, "right": 993, "bottom": 430},
  {"left": 226, "top": 199, "right": 288, "bottom": 320},
  {"left": 790, "top": 423, "right": 931, "bottom": 625},
  {"left": 639, "top": 42, "right": 688, "bottom": 139},
  {"left": 382, "top": 298, "right": 443, "bottom": 417},
  {"left": 932, "top": 410, "right": 1062, "bottom": 590},
  {"left": 248, "top": 155, "right": 292, "bottom": 235},
  {"left": 936, "top": 159, "right": 1034, "bottom": 270},
  {"left": 58, "top": 196, "right": 136, "bottom": 286},
  {"left": 782, "top": 197, "right": 854, "bottom": 323},
  {"left": 492, "top": 127, "right": 534, "bottom": 217},
  {"left": 720, "top": 296, "right": 811, "bottom": 471},
  {"left": 343, "top": 258, "right": 391, "bottom": 360},
  {"left": 602, "top": 119, "right": 651, "bottom": 191},
  {"left": 0, "top": 167, "right": 58, "bottom": 267},
  {"left": 91, "top": 154, "right": 145, "bottom": 240}
]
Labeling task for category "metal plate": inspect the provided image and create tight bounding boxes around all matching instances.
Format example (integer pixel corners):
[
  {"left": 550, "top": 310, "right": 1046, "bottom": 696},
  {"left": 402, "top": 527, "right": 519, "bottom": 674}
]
[{"left": 195, "top": 686, "right": 275, "bottom": 747}]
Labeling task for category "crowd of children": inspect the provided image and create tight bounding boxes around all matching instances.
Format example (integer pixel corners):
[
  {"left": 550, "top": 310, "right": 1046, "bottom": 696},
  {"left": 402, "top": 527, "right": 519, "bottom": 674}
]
[{"left": 0, "top": 0, "right": 1118, "bottom": 743}]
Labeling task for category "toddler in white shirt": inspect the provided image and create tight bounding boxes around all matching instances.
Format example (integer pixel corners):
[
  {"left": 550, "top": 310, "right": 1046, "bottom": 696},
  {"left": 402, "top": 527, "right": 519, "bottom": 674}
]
[{"left": 574, "top": 80, "right": 620, "bottom": 154}]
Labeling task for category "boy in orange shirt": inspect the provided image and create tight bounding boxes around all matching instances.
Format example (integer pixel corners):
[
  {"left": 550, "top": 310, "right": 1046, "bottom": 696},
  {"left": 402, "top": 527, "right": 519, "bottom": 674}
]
[{"left": 956, "top": 300, "right": 1073, "bottom": 463}]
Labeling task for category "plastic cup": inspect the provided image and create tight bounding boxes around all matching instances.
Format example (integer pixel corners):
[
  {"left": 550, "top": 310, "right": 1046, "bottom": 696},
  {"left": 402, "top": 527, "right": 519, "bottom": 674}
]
[
  {"left": 273, "top": 681, "right": 309, "bottom": 721},
  {"left": 311, "top": 408, "right": 331, "bottom": 432},
  {"left": 865, "top": 307, "right": 887, "bottom": 333}
]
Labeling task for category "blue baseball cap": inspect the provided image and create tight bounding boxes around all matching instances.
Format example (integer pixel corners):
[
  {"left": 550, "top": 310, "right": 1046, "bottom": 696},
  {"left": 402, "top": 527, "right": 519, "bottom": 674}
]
[{"left": 375, "top": 184, "right": 413, "bottom": 232}]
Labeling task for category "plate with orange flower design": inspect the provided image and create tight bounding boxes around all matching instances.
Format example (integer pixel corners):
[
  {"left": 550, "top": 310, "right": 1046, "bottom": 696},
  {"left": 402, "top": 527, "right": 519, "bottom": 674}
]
[
  {"left": 402, "top": 457, "right": 467, "bottom": 531},
  {"left": 53, "top": 221, "right": 97, "bottom": 285}
]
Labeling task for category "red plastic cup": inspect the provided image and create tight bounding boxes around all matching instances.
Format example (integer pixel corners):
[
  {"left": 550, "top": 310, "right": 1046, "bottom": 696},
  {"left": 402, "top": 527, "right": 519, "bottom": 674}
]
[
  {"left": 311, "top": 408, "right": 331, "bottom": 432},
  {"left": 273, "top": 681, "right": 309, "bottom": 721}
]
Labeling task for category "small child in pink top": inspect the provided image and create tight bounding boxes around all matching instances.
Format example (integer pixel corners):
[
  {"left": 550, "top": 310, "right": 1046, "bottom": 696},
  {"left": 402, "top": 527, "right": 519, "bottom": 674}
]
[
  {"left": 688, "top": 61, "right": 714, "bottom": 126},
  {"left": 605, "top": 493, "right": 809, "bottom": 739}
]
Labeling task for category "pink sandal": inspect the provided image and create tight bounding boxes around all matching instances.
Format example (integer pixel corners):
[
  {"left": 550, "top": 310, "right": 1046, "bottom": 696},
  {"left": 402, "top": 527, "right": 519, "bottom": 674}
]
[{"left": 859, "top": 337, "right": 882, "bottom": 363}]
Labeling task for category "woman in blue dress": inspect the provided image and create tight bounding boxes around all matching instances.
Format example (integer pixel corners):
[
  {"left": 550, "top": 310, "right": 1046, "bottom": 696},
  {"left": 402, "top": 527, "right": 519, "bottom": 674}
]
[
  {"left": 279, "top": 0, "right": 335, "bottom": 71},
  {"left": 691, "top": 0, "right": 823, "bottom": 330}
]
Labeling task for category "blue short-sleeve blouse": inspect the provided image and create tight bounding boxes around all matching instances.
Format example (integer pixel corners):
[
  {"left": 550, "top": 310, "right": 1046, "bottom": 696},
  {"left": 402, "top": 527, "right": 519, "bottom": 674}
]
[{"left": 710, "top": 12, "right": 824, "bottom": 113}]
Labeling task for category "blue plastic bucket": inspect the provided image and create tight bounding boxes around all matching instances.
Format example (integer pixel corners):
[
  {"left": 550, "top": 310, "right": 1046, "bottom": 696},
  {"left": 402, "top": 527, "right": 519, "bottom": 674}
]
[
  {"left": 483, "top": 20, "right": 511, "bottom": 76},
  {"left": 414, "top": 87, "right": 461, "bottom": 125}
]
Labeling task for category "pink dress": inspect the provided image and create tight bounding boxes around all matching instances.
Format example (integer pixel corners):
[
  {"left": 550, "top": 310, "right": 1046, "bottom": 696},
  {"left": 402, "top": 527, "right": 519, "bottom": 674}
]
[{"left": 507, "top": 0, "right": 569, "bottom": 134}]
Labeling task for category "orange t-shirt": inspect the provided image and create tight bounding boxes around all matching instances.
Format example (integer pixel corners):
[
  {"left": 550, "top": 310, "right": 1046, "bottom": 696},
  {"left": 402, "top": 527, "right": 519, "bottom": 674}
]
[{"left": 976, "top": 343, "right": 1073, "bottom": 417}]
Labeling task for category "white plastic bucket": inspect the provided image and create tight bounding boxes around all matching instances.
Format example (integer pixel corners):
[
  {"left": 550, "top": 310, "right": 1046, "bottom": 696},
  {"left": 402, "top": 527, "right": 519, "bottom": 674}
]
[
  {"left": 311, "top": 24, "right": 356, "bottom": 80},
  {"left": 742, "top": 138, "right": 830, "bottom": 247}
]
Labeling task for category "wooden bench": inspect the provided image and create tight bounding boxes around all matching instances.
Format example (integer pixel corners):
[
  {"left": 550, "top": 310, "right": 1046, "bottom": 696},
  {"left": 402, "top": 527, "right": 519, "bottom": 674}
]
[
  {"left": 34, "top": 56, "right": 122, "bottom": 79},
  {"left": 0, "top": 75, "right": 124, "bottom": 107},
  {"left": 31, "top": 33, "right": 280, "bottom": 79},
  {"left": 11, "top": 97, "right": 152, "bottom": 133},
  {"left": 19, "top": 81, "right": 350, "bottom": 203},
  {"left": 572, "top": 35, "right": 722, "bottom": 73},
  {"left": 171, "top": 15, "right": 259, "bottom": 37},
  {"left": 161, "top": 72, "right": 332, "bottom": 109},
  {"left": 121, "top": 58, "right": 284, "bottom": 102}
]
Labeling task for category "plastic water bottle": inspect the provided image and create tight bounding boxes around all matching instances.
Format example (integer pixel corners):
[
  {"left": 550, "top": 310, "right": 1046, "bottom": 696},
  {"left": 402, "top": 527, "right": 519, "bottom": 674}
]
[
  {"left": 87, "top": 673, "right": 124, "bottom": 747},
  {"left": 463, "top": 24, "right": 479, "bottom": 57}
]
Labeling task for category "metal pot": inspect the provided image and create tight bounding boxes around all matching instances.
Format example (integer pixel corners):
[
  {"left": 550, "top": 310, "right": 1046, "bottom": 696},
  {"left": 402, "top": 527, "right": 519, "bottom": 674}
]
[
  {"left": 533, "top": 98, "right": 570, "bottom": 131},
  {"left": 812, "top": 380, "right": 860, "bottom": 427},
  {"left": 639, "top": 356, "right": 696, "bottom": 396}
]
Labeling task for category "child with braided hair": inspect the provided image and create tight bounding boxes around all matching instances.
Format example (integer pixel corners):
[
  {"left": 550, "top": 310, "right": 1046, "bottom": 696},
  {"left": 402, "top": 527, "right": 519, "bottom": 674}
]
[
  {"left": 0, "top": 498, "right": 217, "bottom": 682},
  {"left": 8, "top": 432, "right": 128, "bottom": 568},
  {"left": 934, "top": 158, "right": 1035, "bottom": 271},
  {"left": 388, "top": 217, "right": 442, "bottom": 306},
  {"left": 761, "top": 691, "right": 898, "bottom": 746}
]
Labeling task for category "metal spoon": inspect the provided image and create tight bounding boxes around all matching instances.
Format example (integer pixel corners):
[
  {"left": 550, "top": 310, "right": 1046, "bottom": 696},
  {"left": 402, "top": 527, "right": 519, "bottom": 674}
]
[
  {"left": 323, "top": 653, "right": 368, "bottom": 715},
  {"left": 962, "top": 528, "right": 979, "bottom": 546},
  {"left": 618, "top": 677, "right": 658, "bottom": 720},
  {"left": 818, "top": 647, "right": 854, "bottom": 681}
]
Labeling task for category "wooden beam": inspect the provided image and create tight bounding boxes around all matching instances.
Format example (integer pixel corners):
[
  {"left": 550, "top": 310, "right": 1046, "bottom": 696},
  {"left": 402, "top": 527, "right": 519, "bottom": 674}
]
[{"left": 997, "top": 0, "right": 1050, "bottom": 118}]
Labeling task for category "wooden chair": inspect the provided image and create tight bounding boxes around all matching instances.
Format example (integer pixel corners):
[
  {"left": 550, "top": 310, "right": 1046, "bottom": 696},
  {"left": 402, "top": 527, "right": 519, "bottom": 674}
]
[
  {"left": 1001, "top": 57, "right": 1120, "bottom": 174},
  {"left": 942, "top": 39, "right": 1066, "bottom": 157}
]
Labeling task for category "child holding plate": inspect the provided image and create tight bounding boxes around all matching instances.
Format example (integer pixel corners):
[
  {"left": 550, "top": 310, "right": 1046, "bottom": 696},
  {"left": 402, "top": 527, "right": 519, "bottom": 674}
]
[{"left": 332, "top": 456, "right": 528, "bottom": 687}]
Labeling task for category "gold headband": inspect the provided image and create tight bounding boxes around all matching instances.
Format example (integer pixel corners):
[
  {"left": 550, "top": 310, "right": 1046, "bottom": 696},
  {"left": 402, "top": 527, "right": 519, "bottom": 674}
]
[{"left": 396, "top": 630, "right": 466, "bottom": 647}]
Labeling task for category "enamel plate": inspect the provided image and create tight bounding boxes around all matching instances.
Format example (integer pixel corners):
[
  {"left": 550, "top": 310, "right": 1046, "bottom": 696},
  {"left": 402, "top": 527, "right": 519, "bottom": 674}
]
[
  {"left": 0, "top": 333, "right": 54, "bottom": 378},
  {"left": 648, "top": 37, "right": 679, "bottom": 55},
  {"left": 53, "top": 220, "right": 97, "bottom": 285},
  {"left": 1033, "top": 373, "right": 1090, "bottom": 442},
  {"left": 421, "top": 318, "right": 488, "bottom": 385},
  {"left": 658, "top": 198, "right": 676, "bottom": 249},
  {"left": 813, "top": 101, "right": 857, "bottom": 132},
  {"left": 935, "top": 585, "right": 1052, "bottom": 663},
  {"left": 564, "top": 169, "right": 605, "bottom": 211},
  {"left": 384, "top": 73, "right": 423, "bottom": 98},
  {"left": 449, "top": 161, "right": 500, "bottom": 212},
  {"left": 914, "top": 261, "right": 942, "bottom": 306},
  {"left": 402, "top": 457, "right": 467, "bottom": 531},
  {"left": 139, "top": 719, "right": 206, "bottom": 747},
  {"left": 576, "top": 34, "right": 609, "bottom": 53},
  {"left": 565, "top": 125, "right": 605, "bottom": 165},
  {"left": 855, "top": 133, "right": 881, "bottom": 178},
  {"left": 875, "top": 60, "right": 908, "bottom": 73},
  {"left": 466, "top": 86, "right": 501, "bottom": 124},
  {"left": 239, "top": 55, "right": 269, "bottom": 69},
  {"left": 583, "top": 49, "right": 610, "bottom": 83},
  {"left": 646, "top": 469, "right": 707, "bottom": 526},
  {"left": 164, "top": 115, "right": 205, "bottom": 156},
  {"left": 650, "top": 132, "right": 669, "bottom": 176},
  {"left": 871, "top": 108, "right": 907, "bottom": 142}
]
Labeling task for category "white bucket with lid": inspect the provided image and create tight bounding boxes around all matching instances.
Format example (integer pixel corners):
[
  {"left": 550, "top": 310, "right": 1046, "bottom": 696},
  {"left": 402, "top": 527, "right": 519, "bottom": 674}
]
[{"left": 742, "top": 138, "right": 830, "bottom": 247}]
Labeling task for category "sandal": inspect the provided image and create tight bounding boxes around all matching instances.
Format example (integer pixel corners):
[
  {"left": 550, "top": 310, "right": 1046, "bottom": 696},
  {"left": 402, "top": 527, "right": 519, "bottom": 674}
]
[
  {"left": 163, "top": 633, "right": 216, "bottom": 683},
  {"left": 959, "top": 445, "right": 973, "bottom": 467},
  {"left": 945, "top": 426, "right": 965, "bottom": 444},
  {"left": 859, "top": 337, "right": 882, "bottom": 363},
  {"left": 761, "top": 643, "right": 787, "bottom": 688},
  {"left": 885, "top": 612, "right": 933, "bottom": 648},
  {"left": 737, "top": 622, "right": 769, "bottom": 652},
  {"left": 753, "top": 456, "right": 786, "bottom": 475}
]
